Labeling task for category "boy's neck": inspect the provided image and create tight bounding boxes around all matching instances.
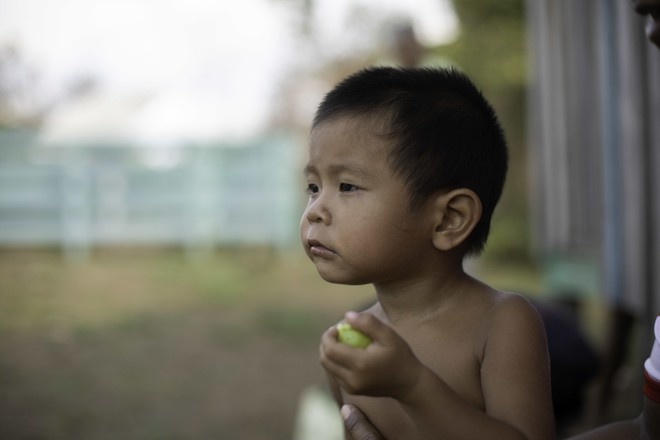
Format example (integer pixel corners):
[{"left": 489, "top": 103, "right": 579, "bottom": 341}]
[{"left": 373, "top": 258, "right": 478, "bottom": 326}]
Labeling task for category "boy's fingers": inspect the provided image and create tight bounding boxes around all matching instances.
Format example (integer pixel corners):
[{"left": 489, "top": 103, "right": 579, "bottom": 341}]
[
  {"left": 319, "top": 353, "right": 350, "bottom": 380},
  {"left": 321, "top": 326, "right": 365, "bottom": 367},
  {"left": 319, "top": 338, "right": 355, "bottom": 384},
  {"left": 323, "top": 324, "right": 339, "bottom": 340},
  {"left": 343, "top": 311, "right": 395, "bottom": 344}
]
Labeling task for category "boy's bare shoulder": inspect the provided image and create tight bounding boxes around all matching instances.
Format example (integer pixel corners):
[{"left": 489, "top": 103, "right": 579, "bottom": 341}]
[
  {"left": 490, "top": 290, "right": 539, "bottom": 313},
  {"left": 462, "top": 284, "right": 544, "bottom": 348},
  {"left": 485, "top": 290, "right": 543, "bottom": 328},
  {"left": 479, "top": 289, "right": 547, "bottom": 351}
]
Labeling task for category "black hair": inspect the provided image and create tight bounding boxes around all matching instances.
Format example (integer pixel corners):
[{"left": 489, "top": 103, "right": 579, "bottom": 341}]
[{"left": 313, "top": 66, "right": 508, "bottom": 256}]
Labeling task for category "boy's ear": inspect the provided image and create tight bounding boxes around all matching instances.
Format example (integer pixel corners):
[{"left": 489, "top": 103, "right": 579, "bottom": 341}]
[{"left": 430, "top": 189, "right": 482, "bottom": 252}]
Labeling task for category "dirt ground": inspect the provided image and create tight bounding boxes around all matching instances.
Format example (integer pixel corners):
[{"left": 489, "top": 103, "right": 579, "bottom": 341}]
[
  {"left": 0, "top": 248, "right": 645, "bottom": 439},
  {"left": 0, "top": 248, "right": 374, "bottom": 440}
]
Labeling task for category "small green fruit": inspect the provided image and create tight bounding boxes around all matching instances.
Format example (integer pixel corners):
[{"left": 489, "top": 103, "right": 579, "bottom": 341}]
[{"left": 337, "top": 322, "right": 372, "bottom": 348}]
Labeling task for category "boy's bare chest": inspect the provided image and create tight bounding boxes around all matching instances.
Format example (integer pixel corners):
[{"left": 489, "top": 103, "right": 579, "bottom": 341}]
[{"left": 342, "top": 321, "right": 486, "bottom": 438}]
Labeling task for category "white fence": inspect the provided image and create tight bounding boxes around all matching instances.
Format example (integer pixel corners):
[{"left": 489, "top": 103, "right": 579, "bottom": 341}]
[{"left": 0, "top": 131, "right": 302, "bottom": 255}]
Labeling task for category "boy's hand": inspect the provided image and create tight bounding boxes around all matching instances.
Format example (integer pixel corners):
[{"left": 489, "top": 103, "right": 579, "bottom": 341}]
[{"left": 320, "top": 311, "right": 423, "bottom": 399}]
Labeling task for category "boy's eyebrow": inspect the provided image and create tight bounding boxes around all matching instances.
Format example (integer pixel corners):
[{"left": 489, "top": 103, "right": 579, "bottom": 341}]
[
  {"left": 303, "top": 163, "right": 374, "bottom": 178},
  {"left": 303, "top": 164, "right": 315, "bottom": 176}
]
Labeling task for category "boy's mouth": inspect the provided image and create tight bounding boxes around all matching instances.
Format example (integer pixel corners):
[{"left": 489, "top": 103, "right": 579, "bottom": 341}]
[{"left": 307, "top": 238, "right": 337, "bottom": 258}]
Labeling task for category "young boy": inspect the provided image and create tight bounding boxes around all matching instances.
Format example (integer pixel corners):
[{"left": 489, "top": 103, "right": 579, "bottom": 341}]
[{"left": 300, "top": 66, "right": 555, "bottom": 439}]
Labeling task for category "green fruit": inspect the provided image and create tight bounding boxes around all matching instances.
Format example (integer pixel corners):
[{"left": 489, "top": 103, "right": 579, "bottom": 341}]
[{"left": 337, "top": 322, "right": 372, "bottom": 348}]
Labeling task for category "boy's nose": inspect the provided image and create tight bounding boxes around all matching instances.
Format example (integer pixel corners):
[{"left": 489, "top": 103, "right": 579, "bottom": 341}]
[{"left": 305, "top": 198, "right": 331, "bottom": 225}]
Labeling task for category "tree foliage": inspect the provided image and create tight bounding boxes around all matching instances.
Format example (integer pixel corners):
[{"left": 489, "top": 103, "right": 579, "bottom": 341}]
[{"left": 436, "top": 0, "right": 530, "bottom": 261}]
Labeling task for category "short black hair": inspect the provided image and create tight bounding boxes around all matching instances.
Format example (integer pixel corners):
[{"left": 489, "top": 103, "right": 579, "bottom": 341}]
[{"left": 313, "top": 66, "right": 508, "bottom": 256}]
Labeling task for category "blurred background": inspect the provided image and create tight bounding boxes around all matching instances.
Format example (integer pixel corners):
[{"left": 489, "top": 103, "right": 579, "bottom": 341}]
[{"left": 0, "top": 0, "right": 658, "bottom": 438}]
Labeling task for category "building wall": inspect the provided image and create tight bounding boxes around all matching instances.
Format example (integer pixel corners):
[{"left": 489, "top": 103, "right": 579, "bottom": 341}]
[
  {"left": 0, "top": 132, "right": 302, "bottom": 256},
  {"left": 526, "top": 0, "right": 660, "bottom": 316}
]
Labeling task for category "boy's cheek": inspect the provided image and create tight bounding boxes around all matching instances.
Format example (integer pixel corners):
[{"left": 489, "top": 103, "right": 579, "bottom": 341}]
[{"left": 299, "top": 221, "right": 309, "bottom": 243}]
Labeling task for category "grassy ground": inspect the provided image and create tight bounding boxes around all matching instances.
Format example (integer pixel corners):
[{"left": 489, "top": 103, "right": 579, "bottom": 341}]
[
  {"left": 0, "top": 248, "right": 377, "bottom": 440},
  {"left": 0, "top": 248, "right": 642, "bottom": 439}
]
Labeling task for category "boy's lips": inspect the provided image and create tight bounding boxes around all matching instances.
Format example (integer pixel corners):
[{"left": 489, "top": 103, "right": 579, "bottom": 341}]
[{"left": 307, "top": 238, "right": 337, "bottom": 258}]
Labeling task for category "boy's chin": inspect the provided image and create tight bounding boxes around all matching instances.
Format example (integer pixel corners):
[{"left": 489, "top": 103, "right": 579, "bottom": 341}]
[{"left": 316, "top": 269, "right": 369, "bottom": 286}]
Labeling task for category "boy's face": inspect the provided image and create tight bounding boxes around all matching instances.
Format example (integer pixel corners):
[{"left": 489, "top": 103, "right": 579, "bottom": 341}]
[{"left": 300, "top": 116, "right": 435, "bottom": 285}]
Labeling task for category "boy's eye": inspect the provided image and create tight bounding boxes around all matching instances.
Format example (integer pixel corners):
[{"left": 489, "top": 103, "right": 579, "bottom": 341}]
[
  {"left": 306, "top": 183, "right": 319, "bottom": 194},
  {"left": 339, "top": 183, "right": 359, "bottom": 192}
]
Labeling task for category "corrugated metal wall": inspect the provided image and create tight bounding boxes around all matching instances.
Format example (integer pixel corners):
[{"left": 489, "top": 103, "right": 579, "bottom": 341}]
[{"left": 526, "top": 0, "right": 660, "bottom": 317}]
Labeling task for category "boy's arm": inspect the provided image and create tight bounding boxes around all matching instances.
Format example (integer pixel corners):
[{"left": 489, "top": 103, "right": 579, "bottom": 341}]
[
  {"left": 322, "top": 300, "right": 555, "bottom": 440},
  {"left": 399, "top": 294, "right": 554, "bottom": 440},
  {"left": 477, "top": 294, "right": 556, "bottom": 438}
]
